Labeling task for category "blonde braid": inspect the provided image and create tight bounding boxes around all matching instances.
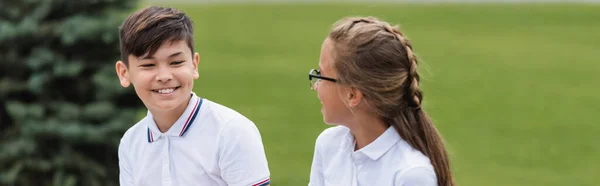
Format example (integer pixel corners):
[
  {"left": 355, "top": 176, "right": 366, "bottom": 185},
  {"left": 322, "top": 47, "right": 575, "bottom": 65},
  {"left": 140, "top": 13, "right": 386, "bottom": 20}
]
[{"left": 380, "top": 22, "right": 422, "bottom": 109}]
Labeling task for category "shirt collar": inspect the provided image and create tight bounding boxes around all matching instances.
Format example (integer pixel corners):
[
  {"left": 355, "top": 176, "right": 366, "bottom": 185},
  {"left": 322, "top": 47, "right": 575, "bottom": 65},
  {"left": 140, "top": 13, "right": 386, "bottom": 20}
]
[
  {"left": 146, "top": 92, "right": 203, "bottom": 143},
  {"left": 355, "top": 126, "right": 401, "bottom": 160}
]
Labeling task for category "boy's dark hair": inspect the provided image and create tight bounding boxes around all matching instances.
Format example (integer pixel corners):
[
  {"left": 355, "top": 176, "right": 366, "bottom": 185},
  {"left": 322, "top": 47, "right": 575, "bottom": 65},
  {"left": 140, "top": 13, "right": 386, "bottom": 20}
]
[{"left": 119, "top": 6, "right": 194, "bottom": 66}]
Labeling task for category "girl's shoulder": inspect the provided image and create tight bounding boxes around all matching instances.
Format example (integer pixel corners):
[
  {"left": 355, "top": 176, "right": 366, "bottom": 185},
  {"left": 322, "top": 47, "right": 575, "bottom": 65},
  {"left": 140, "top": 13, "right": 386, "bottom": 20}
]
[
  {"left": 314, "top": 126, "right": 351, "bottom": 151},
  {"left": 317, "top": 126, "right": 349, "bottom": 142}
]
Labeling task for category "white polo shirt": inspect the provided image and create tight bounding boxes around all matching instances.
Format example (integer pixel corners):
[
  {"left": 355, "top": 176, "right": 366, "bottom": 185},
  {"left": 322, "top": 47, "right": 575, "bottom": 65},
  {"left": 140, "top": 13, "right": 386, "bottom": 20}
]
[
  {"left": 308, "top": 126, "right": 437, "bottom": 186},
  {"left": 118, "top": 92, "right": 270, "bottom": 186}
]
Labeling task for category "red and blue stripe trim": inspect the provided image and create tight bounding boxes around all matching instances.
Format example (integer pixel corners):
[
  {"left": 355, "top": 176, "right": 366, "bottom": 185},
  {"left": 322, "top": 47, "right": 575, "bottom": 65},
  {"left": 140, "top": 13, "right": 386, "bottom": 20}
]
[
  {"left": 179, "top": 98, "right": 202, "bottom": 136},
  {"left": 252, "top": 177, "right": 270, "bottom": 186},
  {"left": 147, "top": 128, "right": 154, "bottom": 143},
  {"left": 147, "top": 97, "right": 203, "bottom": 143}
]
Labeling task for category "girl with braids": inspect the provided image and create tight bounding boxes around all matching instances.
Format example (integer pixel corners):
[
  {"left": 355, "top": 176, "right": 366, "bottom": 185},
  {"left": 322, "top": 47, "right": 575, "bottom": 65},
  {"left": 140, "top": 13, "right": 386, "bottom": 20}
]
[{"left": 308, "top": 17, "right": 454, "bottom": 186}]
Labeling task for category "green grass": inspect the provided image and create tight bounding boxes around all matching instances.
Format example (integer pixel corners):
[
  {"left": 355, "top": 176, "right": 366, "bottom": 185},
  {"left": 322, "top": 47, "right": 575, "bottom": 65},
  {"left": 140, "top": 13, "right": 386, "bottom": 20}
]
[{"left": 144, "top": 2, "right": 600, "bottom": 186}]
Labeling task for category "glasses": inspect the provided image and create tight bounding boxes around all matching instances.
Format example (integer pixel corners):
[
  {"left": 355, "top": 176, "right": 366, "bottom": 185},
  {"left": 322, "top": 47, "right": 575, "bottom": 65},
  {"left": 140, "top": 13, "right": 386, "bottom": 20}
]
[{"left": 309, "top": 69, "right": 337, "bottom": 90}]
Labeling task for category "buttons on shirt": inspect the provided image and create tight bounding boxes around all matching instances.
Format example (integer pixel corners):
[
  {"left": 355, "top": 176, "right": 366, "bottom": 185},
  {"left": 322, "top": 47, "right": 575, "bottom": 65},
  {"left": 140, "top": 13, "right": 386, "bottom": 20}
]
[
  {"left": 352, "top": 152, "right": 370, "bottom": 186},
  {"left": 352, "top": 152, "right": 369, "bottom": 169},
  {"left": 162, "top": 135, "right": 172, "bottom": 186}
]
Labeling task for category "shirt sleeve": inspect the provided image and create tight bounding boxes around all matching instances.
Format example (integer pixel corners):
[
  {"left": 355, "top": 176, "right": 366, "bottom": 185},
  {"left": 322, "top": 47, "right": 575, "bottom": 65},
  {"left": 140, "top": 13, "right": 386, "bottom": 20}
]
[
  {"left": 118, "top": 139, "right": 135, "bottom": 186},
  {"left": 394, "top": 166, "right": 438, "bottom": 186},
  {"left": 308, "top": 134, "right": 324, "bottom": 186},
  {"left": 218, "top": 115, "right": 271, "bottom": 186}
]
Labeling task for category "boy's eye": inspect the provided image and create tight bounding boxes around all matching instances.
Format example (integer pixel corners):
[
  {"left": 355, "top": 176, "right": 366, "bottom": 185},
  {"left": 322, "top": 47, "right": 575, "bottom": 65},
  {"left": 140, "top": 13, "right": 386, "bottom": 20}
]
[
  {"left": 140, "top": 64, "right": 155, "bottom": 67},
  {"left": 171, "top": 61, "right": 184, "bottom": 65}
]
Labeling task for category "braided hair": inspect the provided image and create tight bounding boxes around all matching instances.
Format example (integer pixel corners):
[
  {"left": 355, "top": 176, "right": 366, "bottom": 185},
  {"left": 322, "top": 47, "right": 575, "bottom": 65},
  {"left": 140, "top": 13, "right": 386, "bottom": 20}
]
[{"left": 327, "top": 16, "right": 455, "bottom": 186}]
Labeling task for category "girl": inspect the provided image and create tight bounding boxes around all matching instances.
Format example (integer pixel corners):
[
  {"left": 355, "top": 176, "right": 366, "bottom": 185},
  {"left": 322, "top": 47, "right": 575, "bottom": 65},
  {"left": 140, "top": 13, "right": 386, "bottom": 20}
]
[{"left": 308, "top": 17, "right": 454, "bottom": 186}]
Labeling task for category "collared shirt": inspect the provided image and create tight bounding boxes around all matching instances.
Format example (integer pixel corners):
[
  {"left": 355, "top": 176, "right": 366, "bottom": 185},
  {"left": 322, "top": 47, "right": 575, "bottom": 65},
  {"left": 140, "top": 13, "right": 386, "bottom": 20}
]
[
  {"left": 118, "top": 92, "right": 270, "bottom": 186},
  {"left": 309, "top": 126, "right": 437, "bottom": 186}
]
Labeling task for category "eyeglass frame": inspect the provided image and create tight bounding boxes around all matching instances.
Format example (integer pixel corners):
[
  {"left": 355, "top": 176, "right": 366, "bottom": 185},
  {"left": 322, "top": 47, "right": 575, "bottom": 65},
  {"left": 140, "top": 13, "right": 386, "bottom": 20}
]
[{"left": 309, "top": 69, "right": 337, "bottom": 89}]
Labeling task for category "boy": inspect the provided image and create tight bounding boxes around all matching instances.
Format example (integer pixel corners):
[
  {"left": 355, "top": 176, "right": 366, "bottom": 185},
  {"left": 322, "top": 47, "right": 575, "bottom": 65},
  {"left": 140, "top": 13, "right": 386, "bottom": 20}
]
[{"left": 115, "top": 6, "right": 271, "bottom": 186}]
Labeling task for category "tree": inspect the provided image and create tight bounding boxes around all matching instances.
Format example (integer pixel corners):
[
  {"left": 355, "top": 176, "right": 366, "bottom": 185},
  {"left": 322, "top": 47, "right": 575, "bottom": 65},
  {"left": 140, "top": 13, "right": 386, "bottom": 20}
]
[{"left": 0, "top": 0, "right": 142, "bottom": 185}]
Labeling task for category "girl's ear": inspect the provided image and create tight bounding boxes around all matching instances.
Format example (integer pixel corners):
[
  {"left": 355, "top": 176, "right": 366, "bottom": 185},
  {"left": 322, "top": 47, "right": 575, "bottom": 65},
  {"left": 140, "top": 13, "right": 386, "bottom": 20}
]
[{"left": 346, "top": 87, "right": 363, "bottom": 108}]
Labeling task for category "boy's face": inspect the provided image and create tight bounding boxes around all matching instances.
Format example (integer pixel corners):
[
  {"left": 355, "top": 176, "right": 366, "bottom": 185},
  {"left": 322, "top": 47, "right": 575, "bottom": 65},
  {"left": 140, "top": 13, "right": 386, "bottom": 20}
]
[{"left": 116, "top": 40, "right": 199, "bottom": 112}]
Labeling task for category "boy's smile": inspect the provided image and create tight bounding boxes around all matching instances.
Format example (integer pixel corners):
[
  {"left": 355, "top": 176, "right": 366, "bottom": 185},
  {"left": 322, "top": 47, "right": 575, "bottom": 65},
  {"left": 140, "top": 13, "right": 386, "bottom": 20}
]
[
  {"left": 152, "top": 86, "right": 180, "bottom": 94},
  {"left": 151, "top": 86, "right": 181, "bottom": 100}
]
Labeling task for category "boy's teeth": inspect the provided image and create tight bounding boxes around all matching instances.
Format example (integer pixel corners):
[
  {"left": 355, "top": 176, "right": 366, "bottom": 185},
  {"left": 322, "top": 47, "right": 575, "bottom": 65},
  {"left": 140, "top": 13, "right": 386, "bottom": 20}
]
[{"left": 156, "top": 88, "right": 175, "bottom": 94}]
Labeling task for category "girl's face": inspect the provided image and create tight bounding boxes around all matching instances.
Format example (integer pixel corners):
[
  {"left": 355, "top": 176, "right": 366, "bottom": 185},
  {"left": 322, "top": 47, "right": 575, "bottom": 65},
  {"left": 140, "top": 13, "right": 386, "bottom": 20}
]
[{"left": 314, "top": 38, "right": 354, "bottom": 125}]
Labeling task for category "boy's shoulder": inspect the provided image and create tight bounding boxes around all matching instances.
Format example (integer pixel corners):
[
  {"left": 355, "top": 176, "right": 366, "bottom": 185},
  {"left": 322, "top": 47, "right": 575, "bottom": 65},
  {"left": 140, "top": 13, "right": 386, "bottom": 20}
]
[
  {"left": 199, "top": 99, "right": 259, "bottom": 135},
  {"left": 201, "top": 99, "right": 248, "bottom": 123}
]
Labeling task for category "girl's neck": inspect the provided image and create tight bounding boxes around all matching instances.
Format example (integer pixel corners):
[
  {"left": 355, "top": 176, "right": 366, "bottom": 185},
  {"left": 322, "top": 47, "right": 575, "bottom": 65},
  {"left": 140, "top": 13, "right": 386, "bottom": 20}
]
[{"left": 346, "top": 113, "right": 389, "bottom": 151}]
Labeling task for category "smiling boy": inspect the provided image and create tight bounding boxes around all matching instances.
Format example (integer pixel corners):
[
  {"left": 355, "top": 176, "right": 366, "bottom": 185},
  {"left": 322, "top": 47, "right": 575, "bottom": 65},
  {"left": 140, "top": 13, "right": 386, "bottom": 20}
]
[{"left": 115, "top": 6, "right": 270, "bottom": 186}]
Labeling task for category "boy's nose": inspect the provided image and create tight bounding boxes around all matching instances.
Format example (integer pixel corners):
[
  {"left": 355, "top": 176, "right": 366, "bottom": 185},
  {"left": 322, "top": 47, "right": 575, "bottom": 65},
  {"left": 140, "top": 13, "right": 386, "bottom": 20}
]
[{"left": 155, "top": 68, "right": 173, "bottom": 82}]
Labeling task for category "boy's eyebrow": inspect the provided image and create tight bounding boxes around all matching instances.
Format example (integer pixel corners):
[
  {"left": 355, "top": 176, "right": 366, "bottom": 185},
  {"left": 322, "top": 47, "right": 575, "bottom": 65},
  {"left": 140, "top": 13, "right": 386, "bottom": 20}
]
[
  {"left": 139, "top": 52, "right": 183, "bottom": 60},
  {"left": 167, "top": 52, "right": 183, "bottom": 58}
]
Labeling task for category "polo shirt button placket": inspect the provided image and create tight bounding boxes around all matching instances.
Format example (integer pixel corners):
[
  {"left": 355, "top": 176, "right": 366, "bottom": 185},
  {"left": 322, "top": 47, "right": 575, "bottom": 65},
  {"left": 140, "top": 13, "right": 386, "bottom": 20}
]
[
  {"left": 355, "top": 153, "right": 368, "bottom": 186},
  {"left": 162, "top": 135, "right": 172, "bottom": 186},
  {"left": 351, "top": 153, "right": 360, "bottom": 186}
]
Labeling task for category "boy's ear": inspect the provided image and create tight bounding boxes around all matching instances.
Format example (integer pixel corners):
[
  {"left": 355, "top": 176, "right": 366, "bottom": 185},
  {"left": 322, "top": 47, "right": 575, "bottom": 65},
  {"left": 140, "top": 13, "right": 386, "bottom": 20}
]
[
  {"left": 192, "top": 52, "right": 200, "bottom": 79},
  {"left": 115, "top": 61, "right": 131, "bottom": 87}
]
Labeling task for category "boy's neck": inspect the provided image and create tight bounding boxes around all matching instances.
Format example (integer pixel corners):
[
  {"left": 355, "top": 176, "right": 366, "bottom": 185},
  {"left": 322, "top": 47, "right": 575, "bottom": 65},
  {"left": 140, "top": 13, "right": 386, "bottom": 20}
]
[{"left": 151, "top": 94, "right": 193, "bottom": 133}]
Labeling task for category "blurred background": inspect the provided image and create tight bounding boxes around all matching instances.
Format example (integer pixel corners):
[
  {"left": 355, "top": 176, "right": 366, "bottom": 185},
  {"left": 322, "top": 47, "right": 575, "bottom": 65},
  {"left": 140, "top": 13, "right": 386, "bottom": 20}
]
[{"left": 1, "top": 0, "right": 598, "bottom": 185}]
